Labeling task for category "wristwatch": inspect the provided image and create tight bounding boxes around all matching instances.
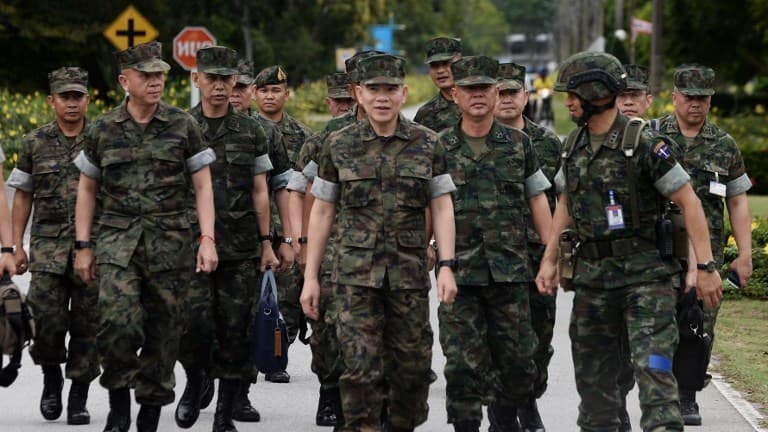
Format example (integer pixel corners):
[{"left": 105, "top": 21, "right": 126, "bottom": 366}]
[
  {"left": 437, "top": 258, "right": 458, "bottom": 272},
  {"left": 429, "top": 239, "right": 438, "bottom": 251},
  {"left": 74, "top": 240, "right": 93, "bottom": 250},
  {"left": 696, "top": 260, "right": 717, "bottom": 273},
  {"left": 282, "top": 237, "right": 293, "bottom": 245},
  {"left": 298, "top": 236, "right": 308, "bottom": 245},
  {"left": 259, "top": 234, "right": 272, "bottom": 242}
]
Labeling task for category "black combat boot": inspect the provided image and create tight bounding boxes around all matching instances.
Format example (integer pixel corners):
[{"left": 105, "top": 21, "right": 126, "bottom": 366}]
[
  {"left": 175, "top": 369, "right": 205, "bottom": 428},
  {"left": 618, "top": 396, "right": 632, "bottom": 432},
  {"left": 232, "top": 380, "right": 260, "bottom": 422},
  {"left": 67, "top": 380, "right": 91, "bottom": 425},
  {"left": 264, "top": 369, "right": 290, "bottom": 383},
  {"left": 200, "top": 372, "right": 215, "bottom": 409},
  {"left": 382, "top": 421, "right": 414, "bottom": 432},
  {"left": 40, "top": 365, "right": 64, "bottom": 420},
  {"left": 680, "top": 389, "right": 702, "bottom": 426},
  {"left": 103, "top": 388, "right": 131, "bottom": 432},
  {"left": 488, "top": 402, "right": 521, "bottom": 432},
  {"left": 212, "top": 379, "right": 239, "bottom": 432},
  {"left": 136, "top": 405, "right": 161, "bottom": 432},
  {"left": 517, "top": 397, "right": 546, "bottom": 432},
  {"left": 315, "top": 388, "right": 338, "bottom": 426},
  {"left": 452, "top": 419, "right": 481, "bottom": 432}
]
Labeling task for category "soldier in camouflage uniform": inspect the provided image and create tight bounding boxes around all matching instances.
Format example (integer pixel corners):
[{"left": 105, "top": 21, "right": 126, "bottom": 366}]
[
  {"left": 656, "top": 64, "right": 752, "bottom": 426},
  {"left": 617, "top": 64, "right": 654, "bottom": 119},
  {"left": 301, "top": 54, "right": 458, "bottom": 432},
  {"left": 494, "top": 61, "right": 561, "bottom": 432},
  {"left": 73, "top": 41, "right": 218, "bottom": 432},
  {"left": 414, "top": 37, "right": 463, "bottom": 133},
  {"left": 324, "top": 72, "right": 354, "bottom": 118},
  {"left": 614, "top": 63, "right": 654, "bottom": 431},
  {"left": 7, "top": 67, "right": 98, "bottom": 425},
  {"left": 254, "top": 65, "right": 313, "bottom": 383},
  {"left": 174, "top": 46, "right": 278, "bottom": 432},
  {"left": 438, "top": 56, "right": 551, "bottom": 432},
  {"left": 536, "top": 51, "right": 723, "bottom": 432}
]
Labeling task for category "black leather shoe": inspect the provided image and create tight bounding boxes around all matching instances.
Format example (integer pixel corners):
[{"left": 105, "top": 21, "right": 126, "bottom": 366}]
[
  {"left": 680, "top": 391, "right": 702, "bottom": 426},
  {"left": 40, "top": 365, "right": 64, "bottom": 420},
  {"left": 67, "top": 380, "right": 91, "bottom": 425},
  {"left": 136, "top": 405, "right": 161, "bottom": 432},
  {"left": 264, "top": 370, "right": 290, "bottom": 383},
  {"left": 232, "top": 381, "right": 260, "bottom": 422},
  {"left": 315, "top": 388, "right": 338, "bottom": 426},
  {"left": 103, "top": 388, "right": 130, "bottom": 432},
  {"left": 518, "top": 398, "right": 545, "bottom": 432},
  {"left": 175, "top": 369, "right": 205, "bottom": 428}
]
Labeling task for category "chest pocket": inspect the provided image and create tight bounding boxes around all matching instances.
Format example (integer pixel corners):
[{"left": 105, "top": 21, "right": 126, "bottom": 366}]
[
  {"left": 101, "top": 148, "right": 134, "bottom": 189},
  {"left": 339, "top": 161, "right": 378, "bottom": 209},
  {"left": 495, "top": 155, "right": 525, "bottom": 207},
  {"left": 225, "top": 143, "right": 255, "bottom": 190},
  {"left": 151, "top": 141, "right": 186, "bottom": 186},
  {"left": 396, "top": 159, "right": 431, "bottom": 208},
  {"left": 31, "top": 158, "right": 62, "bottom": 197}
]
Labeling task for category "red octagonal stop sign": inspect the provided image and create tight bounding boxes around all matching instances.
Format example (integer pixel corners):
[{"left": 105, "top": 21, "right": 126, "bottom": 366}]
[{"left": 173, "top": 26, "right": 216, "bottom": 71}]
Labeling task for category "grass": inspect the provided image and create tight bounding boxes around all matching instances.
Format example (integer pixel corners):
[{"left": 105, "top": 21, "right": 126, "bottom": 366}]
[{"left": 712, "top": 299, "right": 768, "bottom": 425}]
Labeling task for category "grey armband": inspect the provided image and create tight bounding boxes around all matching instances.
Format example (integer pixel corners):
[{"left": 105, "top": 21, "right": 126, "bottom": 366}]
[
  {"left": 6, "top": 168, "right": 33, "bottom": 192},
  {"left": 311, "top": 176, "right": 340, "bottom": 202},
  {"left": 186, "top": 148, "right": 216, "bottom": 173},
  {"left": 74, "top": 151, "right": 101, "bottom": 179}
]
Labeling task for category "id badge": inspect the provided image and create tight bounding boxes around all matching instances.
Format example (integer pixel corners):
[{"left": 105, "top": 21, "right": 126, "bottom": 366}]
[
  {"left": 709, "top": 181, "right": 726, "bottom": 197},
  {"left": 606, "top": 204, "right": 625, "bottom": 230}
]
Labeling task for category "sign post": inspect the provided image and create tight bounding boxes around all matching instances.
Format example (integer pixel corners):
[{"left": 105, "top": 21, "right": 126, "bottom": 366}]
[
  {"left": 172, "top": 27, "right": 217, "bottom": 107},
  {"left": 103, "top": 5, "right": 159, "bottom": 50}
]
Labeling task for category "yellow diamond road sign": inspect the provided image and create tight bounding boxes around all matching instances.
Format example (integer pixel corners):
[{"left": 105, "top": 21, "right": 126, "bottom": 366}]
[{"left": 103, "top": 5, "right": 159, "bottom": 51}]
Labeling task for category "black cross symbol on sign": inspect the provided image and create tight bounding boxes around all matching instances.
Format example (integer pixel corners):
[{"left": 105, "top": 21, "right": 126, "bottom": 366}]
[{"left": 116, "top": 18, "right": 146, "bottom": 48}]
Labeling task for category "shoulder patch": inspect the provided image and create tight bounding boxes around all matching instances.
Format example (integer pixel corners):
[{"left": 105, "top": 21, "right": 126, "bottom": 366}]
[{"left": 653, "top": 140, "right": 671, "bottom": 160}]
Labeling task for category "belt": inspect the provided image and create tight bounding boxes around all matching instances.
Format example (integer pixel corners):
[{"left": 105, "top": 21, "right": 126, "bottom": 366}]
[{"left": 577, "top": 237, "right": 655, "bottom": 259}]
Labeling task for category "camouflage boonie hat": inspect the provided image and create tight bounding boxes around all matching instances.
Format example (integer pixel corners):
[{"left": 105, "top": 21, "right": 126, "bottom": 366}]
[
  {"left": 424, "top": 37, "right": 461, "bottom": 64},
  {"left": 623, "top": 64, "right": 649, "bottom": 91},
  {"left": 196, "top": 46, "right": 239, "bottom": 75},
  {"left": 451, "top": 56, "right": 499, "bottom": 86},
  {"left": 345, "top": 50, "right": 385, "bottom": 83},
  {"left": 554, "top": 51, "right": 626, "bottom": 101},
  {"left": 497, "top": 62, "right": 525, "bottom": 91},
  {"left": 357, "top": 54, "right": 406, "bottom": 86},
  {"left": 236, "top": 59, "right": 254, "bottom": 85},
  {"left": 326, "top": 73, "right": 352, "bottom": 99},
  {"left": 674, "top": 64, "right": 715, "bottom": 96},
  {"left": 49, "top": 67, "right": 88, "bottom": 94},
  {"left": 114, "top": 41, "right": 171, "bottom": 72},
  {"left": 255, "top": 65, "right": 288, "bottom": 88}
]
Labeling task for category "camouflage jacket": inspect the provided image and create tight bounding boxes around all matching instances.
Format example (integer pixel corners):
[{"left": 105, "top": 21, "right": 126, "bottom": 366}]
[
  {"left": 413, "top": 92, "right": 461, "bottom": 133},
  {"left": 313, "top": 115, "right": 455, "bottom": 289},
  {"left": 322, "top": 104, "right": 360, "bottom": 136},
  {"left": 523, "top": 116, "right": 561, "bottom": 246},
  {"left": 8, "top": 119, "right": 92, "bottom": 274},
  {"left": 254, "top": 115, "right": 293, "bottom": 238},
  {"left": 189, "top": 104, "right": 272, "bottom": 261},
  {"left": 560, "top": 113, "right": 689, "bottom": 289},
  {"left": 656, "top": 115, "right": 751, "bottom": 265},
  {"left": 275, "top": 112, "right": 312, "bottom": 165},
  {"left": 442, "top": 120, "right": 549, "bottom": 285},
  {"left": 76, "top": 100, "right": 213, "bottom": 271}
]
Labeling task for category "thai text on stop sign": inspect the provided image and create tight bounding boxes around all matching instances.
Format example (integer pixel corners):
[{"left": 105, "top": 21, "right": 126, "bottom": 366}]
[{"left": 176, "top": 40, "right": 214, "bottom": 57}]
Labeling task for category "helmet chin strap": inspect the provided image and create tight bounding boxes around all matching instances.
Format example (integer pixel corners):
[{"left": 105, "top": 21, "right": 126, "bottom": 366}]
[{"left": 576, "top": 96, "right": 616, "bottom": 126}]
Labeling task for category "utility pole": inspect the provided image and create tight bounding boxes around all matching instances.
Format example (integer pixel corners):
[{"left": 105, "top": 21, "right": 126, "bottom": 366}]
[{"left": 650, "top": 0, "right": 663, "bottom": 94}]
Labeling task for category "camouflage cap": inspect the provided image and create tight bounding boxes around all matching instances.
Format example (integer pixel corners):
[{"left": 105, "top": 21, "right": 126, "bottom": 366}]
[
  {"left": 326, "top": 73, "right": 352, "bottom": 99},
  {"left": 497, "top": 62, "right": 525, "bottom": 91},
  {"left": 623, "top": 64, "right": 649, "bottom": 91},
  {"left": 357, "top": 54, "right": 406, "bottom": 86},
  {"left": 451, "top": 56, "right": 499, "bottom": 87},
  {"left": 674, "top": 64, "right": 715, "bottom": 96},
  {"left": 48, "top": 67, "right": 88, "bottom": 94},
  {"left": 114, "top": 41, "right": 171, "bottom": 72},
  {"left": 196, "top": 46, "right": 239, "bottom": 75},
  {"left": 255, "top": 65, "right": 288, "bottom": 88},
  {"left": 424, "top": 37, "right": 461, "bottom": 64},
  {"left": 345, "top": 50, "right": 385, "bottom": 83},
  {"left": 236, "top": 59, "right": 254, "bottom": 85}
]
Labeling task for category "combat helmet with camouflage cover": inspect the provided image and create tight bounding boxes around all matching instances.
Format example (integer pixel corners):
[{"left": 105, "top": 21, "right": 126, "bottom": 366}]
[{"left": 555, "top": 51, "right": 627, "bottom": 124}]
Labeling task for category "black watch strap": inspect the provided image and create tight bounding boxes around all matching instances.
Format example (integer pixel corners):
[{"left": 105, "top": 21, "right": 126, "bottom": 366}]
[
  {"left": 259, "top": 234, "right": 272, "bottom": 242},
  {"left": 696, "top": 260, "right": 717, "bottom": 273},
  {"left": 0, "top": 247, "right": 14, "bottom": 254},
  {"left": 74, "top": 240, "right": 93, "bottom": 250},
  {"left": 437, "top": 258, "right": 458, "bottom": 271},
  {"left": 298, "top": 236, "right": 308, "bottom": 244}
]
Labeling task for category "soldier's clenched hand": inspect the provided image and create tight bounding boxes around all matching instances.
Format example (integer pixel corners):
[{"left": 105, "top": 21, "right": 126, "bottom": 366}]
[
  {"left": 75, "top": 248, "right": 97, "bottom": 282},
  {"left": 300, "top": 278, "right": 320, "bottom": 320},
  {"left": 196, "top": 239, "right": 218, "bottom": 273}
]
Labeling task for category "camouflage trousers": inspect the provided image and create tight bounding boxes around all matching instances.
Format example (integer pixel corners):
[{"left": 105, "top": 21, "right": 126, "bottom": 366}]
[
  {"left": 27, "top": 268, "right": 100, "bottom": 383},
  {"left": 438, "top": 282, "right": 537, "bottom": 424},
  {"left": 571, "top": 278, "right": 683, "bottom": 432},
  {"left": 275, "top": 263, "right": 303, "bottom": 344},
  {"left": 309, "top": 271, "right": 343, "bottom": 390},
  {"left": 96, "top": 244, "right": 190, "bottom": 406},
  {"left": 335, "top": 282, "right": 432, "bottom": 431},
  {"left": 529, "top": 244, "right": 556, "bottom": 398}
]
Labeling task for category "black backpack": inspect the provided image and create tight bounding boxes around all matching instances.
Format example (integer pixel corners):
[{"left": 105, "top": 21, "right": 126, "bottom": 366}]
[{"left": 0, "top": 272, "right": 35, "bottom": 387}]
